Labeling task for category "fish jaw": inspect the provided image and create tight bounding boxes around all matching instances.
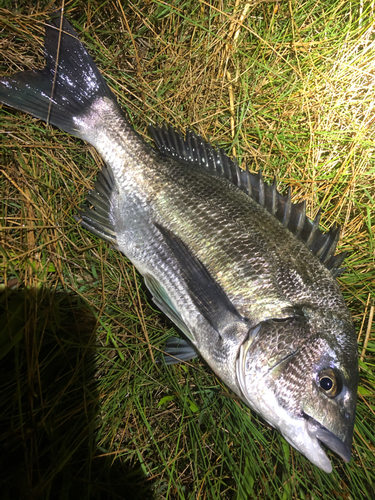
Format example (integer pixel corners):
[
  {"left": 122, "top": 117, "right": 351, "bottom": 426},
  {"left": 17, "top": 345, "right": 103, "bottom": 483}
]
[
  {"left": 275, "top": 414, "right": 336, "bottom": 473},
  {"left": 277, "top": 412, "right": 352, "bottom": 473},
  {"left": 278, "top": 412, "right": 352, "bottom": 473},
  {"left": 305, "top": 416, "right": 351, "bottom": 464}
]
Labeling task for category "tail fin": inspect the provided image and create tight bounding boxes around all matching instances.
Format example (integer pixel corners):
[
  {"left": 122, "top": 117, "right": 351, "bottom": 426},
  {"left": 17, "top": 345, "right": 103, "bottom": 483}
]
[{"left": 0, "top": 15, "right": 115, "bottom": 138}]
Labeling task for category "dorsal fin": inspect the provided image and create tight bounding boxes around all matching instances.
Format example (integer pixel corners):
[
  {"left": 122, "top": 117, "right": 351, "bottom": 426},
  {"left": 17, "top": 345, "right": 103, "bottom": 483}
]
[{"left": 148, "top": 124, "right": 347, "bottom": 277}]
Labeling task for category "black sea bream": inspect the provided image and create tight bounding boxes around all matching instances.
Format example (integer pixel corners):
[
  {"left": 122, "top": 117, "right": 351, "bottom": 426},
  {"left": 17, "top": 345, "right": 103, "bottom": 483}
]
[{"left": 0, "top": 16, "right": 358, "bottom": 473}]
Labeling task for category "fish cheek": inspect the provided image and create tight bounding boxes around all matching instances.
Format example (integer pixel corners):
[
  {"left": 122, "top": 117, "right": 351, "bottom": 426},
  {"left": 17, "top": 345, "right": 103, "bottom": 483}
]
[
  {"left": 266, "top": 343, "right": 315, "bottom": 419},
  {"left": 240, "top": 319, "right": 309, "bottom": 400}
]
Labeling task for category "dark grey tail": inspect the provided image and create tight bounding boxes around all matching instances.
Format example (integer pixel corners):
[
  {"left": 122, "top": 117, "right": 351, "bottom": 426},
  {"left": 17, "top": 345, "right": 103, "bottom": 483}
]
[{"left": 0, "top": 15, "right": 115, "bottom": 138}]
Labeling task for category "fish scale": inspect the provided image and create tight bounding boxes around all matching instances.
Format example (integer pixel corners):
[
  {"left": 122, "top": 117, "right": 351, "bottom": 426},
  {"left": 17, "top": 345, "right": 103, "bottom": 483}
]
[
  {"left": 0, "top": 15, "right": 358, "bottom": 473},
  {"left": 124, "top": 157, "right": 346, "bottom": 321}
]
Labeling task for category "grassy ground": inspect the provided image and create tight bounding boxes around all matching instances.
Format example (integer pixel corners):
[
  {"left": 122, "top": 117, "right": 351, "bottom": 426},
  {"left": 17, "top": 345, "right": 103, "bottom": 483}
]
[{"left": 0, "top": 1, "right": 374, "bottom": 499}]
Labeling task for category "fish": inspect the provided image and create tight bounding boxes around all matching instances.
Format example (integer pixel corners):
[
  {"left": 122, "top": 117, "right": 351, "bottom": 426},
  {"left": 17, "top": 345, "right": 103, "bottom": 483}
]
[{"left": 0, "top": 15, "right": 358, "bottom": 473}]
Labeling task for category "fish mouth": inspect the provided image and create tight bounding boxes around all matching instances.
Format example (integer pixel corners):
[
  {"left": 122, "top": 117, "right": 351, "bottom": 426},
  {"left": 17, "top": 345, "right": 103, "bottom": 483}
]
[{"left": 305, "top": 414, "right": 351, "bottom": 464}]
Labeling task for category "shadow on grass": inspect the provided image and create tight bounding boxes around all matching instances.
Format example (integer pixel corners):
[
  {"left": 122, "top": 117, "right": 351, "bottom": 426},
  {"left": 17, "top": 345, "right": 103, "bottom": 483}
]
[{"left": 0, "top": 288, "right": 154, "bottom": 500}]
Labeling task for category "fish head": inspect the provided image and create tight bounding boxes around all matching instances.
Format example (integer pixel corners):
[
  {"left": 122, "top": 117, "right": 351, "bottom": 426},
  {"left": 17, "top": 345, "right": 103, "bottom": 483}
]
[{"left": 236, "top": 313, "right": 358, "bottom": 472}]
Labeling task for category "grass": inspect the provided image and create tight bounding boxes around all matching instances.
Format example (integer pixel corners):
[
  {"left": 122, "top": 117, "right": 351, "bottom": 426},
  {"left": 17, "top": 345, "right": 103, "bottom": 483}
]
[{"left": 0, "top": 0, "right": 374, "bottom": 498}]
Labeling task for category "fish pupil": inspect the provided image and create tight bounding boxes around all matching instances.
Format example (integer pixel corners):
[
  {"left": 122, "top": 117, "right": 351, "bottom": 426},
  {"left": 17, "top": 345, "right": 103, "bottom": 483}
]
[{"left": 320, "top": 377, "right": 333, "bottom": 391}]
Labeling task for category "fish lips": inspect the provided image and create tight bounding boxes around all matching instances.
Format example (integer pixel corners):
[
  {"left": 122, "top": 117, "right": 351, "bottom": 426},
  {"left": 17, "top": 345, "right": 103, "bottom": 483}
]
[{"left": 305, "top": 414, "right": 352, "bottom": 464}]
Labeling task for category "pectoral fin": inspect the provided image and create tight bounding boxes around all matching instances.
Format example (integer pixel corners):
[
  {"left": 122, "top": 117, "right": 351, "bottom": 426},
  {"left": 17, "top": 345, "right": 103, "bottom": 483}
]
[{"left": 154, "top": 222, "right": 248, "bottom": 337}]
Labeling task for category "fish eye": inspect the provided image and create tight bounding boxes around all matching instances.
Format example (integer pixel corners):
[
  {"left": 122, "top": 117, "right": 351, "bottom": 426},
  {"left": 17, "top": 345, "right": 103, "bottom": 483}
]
[{"left": 318, "top": 368, "right": 342, "bottom": 398}]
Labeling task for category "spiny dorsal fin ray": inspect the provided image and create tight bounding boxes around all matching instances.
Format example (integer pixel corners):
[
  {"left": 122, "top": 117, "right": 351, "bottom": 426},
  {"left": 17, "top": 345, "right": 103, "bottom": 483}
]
[
  {"left": 148, "top": 124, "right": 347, "bottom": 275},
  {"left": 326, "top": 251, "right": 347, "bottom": 278}
]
